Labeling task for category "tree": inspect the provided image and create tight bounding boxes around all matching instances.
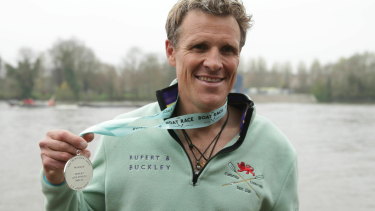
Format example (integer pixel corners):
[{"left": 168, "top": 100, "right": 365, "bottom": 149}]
[
  {"left": 49, "top": 38, "right": 100, "bottom": 100},
  {"left": 88, "top": 63, "right": 121, "bottom": 101},
  {"left": 0, "top": 57, "right": 3, "bottom": 77},
  {"left": 120, "top": 47, "right": 143, "bottom": 100},
  {"left": 0, "top": 57, "right": 5, "bottom": 98},
  {"left": 120, "top": 48, "right": 175, "bottom": 100},
  {"left": 309, "top": 60, "right": 332, "bottom": 102},
  {"left": 5, "top": 48, "right": 43, "bottom": 99},
  {"left": 244, "top": 57, "right": 268, "bottom": 89},
  {"left": 329, "top": 52, "right": 375, "bottom": 101},
  {"left": 279, "top": 62, "right": 292, "bottom": 90},
  {"left": 295, "top": 62, "right": 310, "bottom": 93}
]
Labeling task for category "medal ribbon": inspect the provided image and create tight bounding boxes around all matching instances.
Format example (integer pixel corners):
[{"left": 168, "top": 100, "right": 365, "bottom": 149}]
[{"left": 80, "top": 100, "right": 227, "bottom": 137}]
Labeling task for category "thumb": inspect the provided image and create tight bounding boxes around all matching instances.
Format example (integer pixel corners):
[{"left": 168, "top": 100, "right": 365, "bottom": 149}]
[{"left": 82, "top": 133, "right": 95, "bottom": 143}]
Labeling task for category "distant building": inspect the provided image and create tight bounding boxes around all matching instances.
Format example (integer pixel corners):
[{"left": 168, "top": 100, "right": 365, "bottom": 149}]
[
  {"left": 247, "top": 87, "right": 292, "bottom": 95},
  {"left": 233, "top": 74, "right": 244, "bottom": 93}
]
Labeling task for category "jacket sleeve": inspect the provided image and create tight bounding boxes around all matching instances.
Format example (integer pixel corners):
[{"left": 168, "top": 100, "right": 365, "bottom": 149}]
[
  {"left": 270, "top": 159, "right": 299, "bottom": 211},
  {"left": 41, "top": 139, "right": 107, "bottom": 211}
]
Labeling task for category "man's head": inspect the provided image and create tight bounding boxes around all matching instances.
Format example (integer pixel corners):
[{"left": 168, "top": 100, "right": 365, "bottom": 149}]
[
  {"left": 165, "top": 0, "right": 252, "bottom": 113},
  {"left": 166, "top": 0, "right": 252, "bottom": 49}
]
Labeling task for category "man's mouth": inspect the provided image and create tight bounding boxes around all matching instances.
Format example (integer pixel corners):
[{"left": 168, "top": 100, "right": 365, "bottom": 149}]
[{"left": 197, "top": 76, "right": 223, "bottom": 83}]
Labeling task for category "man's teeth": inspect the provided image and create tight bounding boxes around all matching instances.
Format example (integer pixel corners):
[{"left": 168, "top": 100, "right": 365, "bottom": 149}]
[{"left": 198, "top": 76, "right": 222, "bottom": 82}]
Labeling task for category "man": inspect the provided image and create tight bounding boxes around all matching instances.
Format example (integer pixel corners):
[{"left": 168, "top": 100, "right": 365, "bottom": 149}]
[{"left": 39, "top": 0, "right": 298, "bottom": 210}]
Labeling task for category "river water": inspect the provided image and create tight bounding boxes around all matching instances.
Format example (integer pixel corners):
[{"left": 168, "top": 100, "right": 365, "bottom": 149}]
[{"left": 0, "top": 101, "right": 374, "bottom": 211}]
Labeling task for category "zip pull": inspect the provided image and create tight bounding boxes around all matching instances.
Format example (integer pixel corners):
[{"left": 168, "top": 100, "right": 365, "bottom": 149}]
[{"left": 192, "top": 172, "right": 199, "bottom": 186}]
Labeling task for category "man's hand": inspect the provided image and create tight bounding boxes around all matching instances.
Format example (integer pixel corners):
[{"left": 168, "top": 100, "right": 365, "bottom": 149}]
[{"left": 39, "top": 130, "right": 94, "bottom": 185}]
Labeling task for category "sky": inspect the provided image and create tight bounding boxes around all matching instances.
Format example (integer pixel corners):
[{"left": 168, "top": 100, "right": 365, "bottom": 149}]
[{"left": 0, "top": 0, "right": 374, "bottom": 68}]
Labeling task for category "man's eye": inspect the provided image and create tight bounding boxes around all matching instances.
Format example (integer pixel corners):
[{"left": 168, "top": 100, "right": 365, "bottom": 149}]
[
  {"left": 221, "top": 45, "right": 237, "bottom": 55},
  {"left": 193, "top": 44, "right": 207, "bottom": 51}
]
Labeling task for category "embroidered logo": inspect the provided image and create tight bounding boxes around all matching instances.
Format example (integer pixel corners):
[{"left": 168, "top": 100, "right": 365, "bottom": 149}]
[
  {"left": 237, "top": 162, "right": 255, "bottom": 176},
  {"left": 222, "top": 161, "right": 264, "bottom": 199}
]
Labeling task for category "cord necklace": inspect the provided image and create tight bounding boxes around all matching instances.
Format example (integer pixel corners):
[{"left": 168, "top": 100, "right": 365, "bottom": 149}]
[{"left": 182, "top": 109, "right": 229, "bottom": 173}]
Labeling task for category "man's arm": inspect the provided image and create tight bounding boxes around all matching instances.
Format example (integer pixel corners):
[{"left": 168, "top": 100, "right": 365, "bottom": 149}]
[
  {"left": 39, "top": 130, "right": 105, "bottom": 211},
  {"left": 270, "top": 159, "right": 299, "bottom": 211}
]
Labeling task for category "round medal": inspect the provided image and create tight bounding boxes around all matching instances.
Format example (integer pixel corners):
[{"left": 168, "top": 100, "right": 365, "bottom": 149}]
[{"left": 64, "top": 154, "right": 93, "bottom": 190}]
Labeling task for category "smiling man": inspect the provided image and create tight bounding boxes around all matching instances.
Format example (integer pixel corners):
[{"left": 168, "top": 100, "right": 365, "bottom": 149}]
[
  {"left": 166, "top": 9, "right": 240, "bottom": 113},
  {"left": 39, "top": 0, "right": 298, "bottom": 210}
]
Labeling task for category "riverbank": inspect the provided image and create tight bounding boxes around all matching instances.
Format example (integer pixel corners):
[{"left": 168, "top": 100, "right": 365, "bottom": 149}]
[
  {"left": 1, "top": 100, "right": 150, "bottom": 109},
  {"left": 249, "top": 94, "right": 317, "bottom": 103}
]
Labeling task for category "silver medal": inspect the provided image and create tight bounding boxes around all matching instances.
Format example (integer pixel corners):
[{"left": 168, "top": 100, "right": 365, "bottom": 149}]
[{"left": 64, "top": 150, "right": 93, "bottom": 190}]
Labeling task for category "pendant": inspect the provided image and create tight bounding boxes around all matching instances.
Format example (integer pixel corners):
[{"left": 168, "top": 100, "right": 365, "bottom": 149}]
[
  {"left": 196, "top": 160, "right": 206, "bottom": 171},
  {"left": 64, "top": 151, "right": 93, "bottom": 190}
]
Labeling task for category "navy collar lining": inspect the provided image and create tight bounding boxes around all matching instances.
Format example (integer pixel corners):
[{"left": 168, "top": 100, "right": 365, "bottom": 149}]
[{"left": 155, "top": 82, "right": 255, "bottom": 156}]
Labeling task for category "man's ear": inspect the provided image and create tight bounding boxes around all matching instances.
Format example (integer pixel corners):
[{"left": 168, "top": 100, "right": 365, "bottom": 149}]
[{"left": 165, "top": 40, "right": 176, "bottom": 67}]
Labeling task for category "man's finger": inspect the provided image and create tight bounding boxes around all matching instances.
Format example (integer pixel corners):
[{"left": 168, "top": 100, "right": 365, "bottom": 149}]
[
  {"left": 43, "top": 149, "right": 75, "bottom": 162},
  {"left": 46, "top": 138, "right": 78, "bottom": 155},
  {"left": 81, "top": 149, "right": 91, "bottom": 158},
  {"left": 41, "top": 154, "right": 67, "bottom": 170},
  {"left": 47, "top": 130, "right": 88, "bottom": 150}
]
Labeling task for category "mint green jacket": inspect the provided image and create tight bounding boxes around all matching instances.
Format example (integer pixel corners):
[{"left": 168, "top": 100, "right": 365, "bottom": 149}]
[{"left": 42, "top": 84, "right": 298, "bottom": 211}]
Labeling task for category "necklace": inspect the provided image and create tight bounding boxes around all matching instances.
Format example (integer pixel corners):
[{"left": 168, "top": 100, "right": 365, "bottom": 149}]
[{"left": 182, "top": 109, "right": 230, "bottom": 173}]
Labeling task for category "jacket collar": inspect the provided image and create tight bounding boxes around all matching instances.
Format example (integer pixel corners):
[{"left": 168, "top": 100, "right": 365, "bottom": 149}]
[
  {"left": 155, "top": 81, "right": 256, "bottom": 154},
  {"left": 155, "top": 82, "right": 255, "bottom": 129}
]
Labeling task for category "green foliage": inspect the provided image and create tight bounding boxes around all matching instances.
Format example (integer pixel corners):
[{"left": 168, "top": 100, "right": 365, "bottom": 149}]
[
  {"left": 1, "top": 38, "right": 374, "bottom": 103},
  {"left": 5, "top": 49, "right": 42, "bottom": 99},
  {"left": 56, "top": 81, "right": 76, "bottom": 101},
  {"left": 311, "top": 78, "right": 331, "bottom": 102},
  {"left": 332, "top": 52, "right": 375, "bottom": 102},
  {"left": 119, "top": 48, "right": 176, "bottom": 101},
  {"left": 241, "top": 52, "right": 375, "bottom": 102},
  {"left": 49, "top": 39, "right": 100, "bottom": 100}
]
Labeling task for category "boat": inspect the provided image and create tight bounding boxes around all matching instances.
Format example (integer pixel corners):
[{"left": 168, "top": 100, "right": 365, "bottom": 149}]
[{"left": 7, "top": 98, "right": 56, "bottom": 108}]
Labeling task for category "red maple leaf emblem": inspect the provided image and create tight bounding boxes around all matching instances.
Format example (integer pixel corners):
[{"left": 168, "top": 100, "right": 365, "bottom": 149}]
[{"left": 237, "top": 162, "right": 255, "bottom": 176}]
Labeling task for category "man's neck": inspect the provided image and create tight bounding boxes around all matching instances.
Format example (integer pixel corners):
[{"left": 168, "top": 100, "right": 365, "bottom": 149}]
[{"left": 178, "top": 105, "right": 241, "bottom": 142}]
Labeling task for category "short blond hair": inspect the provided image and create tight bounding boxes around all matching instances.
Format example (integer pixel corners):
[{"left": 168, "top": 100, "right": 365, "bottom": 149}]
[{"left": 166, "top": 0, "right": 252, "bottom": 48}]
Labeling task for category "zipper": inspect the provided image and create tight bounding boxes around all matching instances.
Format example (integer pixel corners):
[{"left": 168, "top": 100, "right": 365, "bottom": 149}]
[
  {"left": 171, "top": 131, "right": 199, "bottom": 185},
  {"left": 191, "top": 135, "right": 241, "bottom": 185}
]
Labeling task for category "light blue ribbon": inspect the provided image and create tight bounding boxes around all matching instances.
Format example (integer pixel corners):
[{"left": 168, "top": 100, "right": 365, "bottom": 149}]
[{"left": 80, "top": 100, "right": 227, "bottom": 137}]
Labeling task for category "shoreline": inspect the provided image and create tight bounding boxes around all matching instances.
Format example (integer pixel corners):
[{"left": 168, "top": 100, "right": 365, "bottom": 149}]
[{"left": 248, "top": 94, "right": 317, "bottom": 103}]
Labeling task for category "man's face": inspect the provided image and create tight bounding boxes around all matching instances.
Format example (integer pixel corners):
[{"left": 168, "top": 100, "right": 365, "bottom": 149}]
[{"left": 166, "top": 10, "right": 241, "bottom": 113}]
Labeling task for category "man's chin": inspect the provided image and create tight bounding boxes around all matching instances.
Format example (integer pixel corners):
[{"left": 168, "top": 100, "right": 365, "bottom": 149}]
[{"left": 196, "top": 95, "right": 227, "bottom": 110}]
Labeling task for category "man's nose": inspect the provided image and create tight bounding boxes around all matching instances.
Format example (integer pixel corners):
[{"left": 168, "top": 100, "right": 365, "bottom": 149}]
[{"left": 203, "top": 48, "right": 223, "bottom": 71}]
